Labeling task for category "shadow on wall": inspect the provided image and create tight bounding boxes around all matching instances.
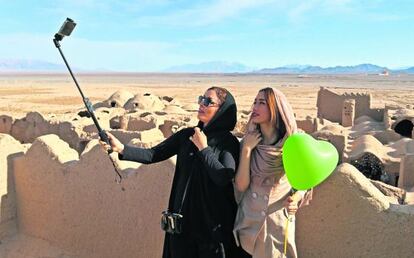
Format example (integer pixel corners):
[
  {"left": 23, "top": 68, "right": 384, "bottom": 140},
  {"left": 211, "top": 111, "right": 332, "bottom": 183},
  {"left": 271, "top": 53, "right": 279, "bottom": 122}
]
[
  {"left": 0, "top": 134, "right": 26, "bottom": 240},
  {"left": 1, "top": 153, "right": 25, "bottom": 237}
]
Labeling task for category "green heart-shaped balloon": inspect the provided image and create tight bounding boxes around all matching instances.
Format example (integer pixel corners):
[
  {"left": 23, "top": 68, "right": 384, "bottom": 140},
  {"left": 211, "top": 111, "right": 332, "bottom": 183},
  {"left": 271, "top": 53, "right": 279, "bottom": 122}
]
[{"left": 282, "top": 133, "right": 339, "bottom": 190}]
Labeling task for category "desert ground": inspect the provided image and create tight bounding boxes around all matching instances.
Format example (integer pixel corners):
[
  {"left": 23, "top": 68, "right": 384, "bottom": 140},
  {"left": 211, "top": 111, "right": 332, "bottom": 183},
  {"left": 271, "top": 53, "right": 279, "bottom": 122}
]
[{"left": 1, "top": 73, "right": 414, "bottom": 118}]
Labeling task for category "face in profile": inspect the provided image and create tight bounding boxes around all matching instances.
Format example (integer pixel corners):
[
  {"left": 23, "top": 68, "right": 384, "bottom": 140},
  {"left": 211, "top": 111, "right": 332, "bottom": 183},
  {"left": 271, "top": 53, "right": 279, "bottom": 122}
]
[
  {"left": 197, "top": 89, "right": 221, "bottom": 125},
  {"left": 251, "top": 91, "right": 271, "bottom": 124}
]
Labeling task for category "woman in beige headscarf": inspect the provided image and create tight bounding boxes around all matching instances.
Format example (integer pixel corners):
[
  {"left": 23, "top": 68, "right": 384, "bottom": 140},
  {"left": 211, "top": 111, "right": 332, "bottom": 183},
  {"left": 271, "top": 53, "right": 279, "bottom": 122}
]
[{"left": 233, "top": 87, "right": 311, "bottom": 258}]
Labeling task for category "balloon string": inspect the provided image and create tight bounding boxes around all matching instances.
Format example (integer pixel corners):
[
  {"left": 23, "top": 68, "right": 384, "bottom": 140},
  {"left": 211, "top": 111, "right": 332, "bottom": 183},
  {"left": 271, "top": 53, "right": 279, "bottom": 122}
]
[
  {"left": 284, "top": 189, "right": 296, "bottom": 257},
  {"left": 284, "top": 214, "right": 291, "bottom": 257}
]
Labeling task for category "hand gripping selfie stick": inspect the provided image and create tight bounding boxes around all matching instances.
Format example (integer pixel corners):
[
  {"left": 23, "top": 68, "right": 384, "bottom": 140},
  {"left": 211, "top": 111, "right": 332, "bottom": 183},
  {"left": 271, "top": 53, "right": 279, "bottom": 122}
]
[{"left": 53, "top": 18, "right": 122, "bottom": 184}]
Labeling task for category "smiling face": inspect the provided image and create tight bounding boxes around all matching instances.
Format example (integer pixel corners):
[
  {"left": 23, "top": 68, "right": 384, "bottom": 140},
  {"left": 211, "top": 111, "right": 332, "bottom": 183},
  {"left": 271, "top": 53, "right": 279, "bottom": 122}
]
[
  {"left": 251, "top": 91, "right": 272, "bottom": 125},
  {"left": 197, "top": 89, "right": 221, "bottom": 126}
]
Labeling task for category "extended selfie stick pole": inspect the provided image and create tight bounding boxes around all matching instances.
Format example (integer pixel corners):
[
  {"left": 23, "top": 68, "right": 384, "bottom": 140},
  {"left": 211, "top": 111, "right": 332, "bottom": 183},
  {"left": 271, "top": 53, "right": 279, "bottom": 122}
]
[{"left": 53, "top": 18, "right": 122, "bottom": 183}]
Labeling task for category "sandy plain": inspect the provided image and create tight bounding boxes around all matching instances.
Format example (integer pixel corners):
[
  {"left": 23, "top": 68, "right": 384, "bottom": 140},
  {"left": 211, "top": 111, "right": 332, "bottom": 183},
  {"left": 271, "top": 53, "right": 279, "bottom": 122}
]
[{"left": 1, "top": 73, "right": 414, "bottom": 118}]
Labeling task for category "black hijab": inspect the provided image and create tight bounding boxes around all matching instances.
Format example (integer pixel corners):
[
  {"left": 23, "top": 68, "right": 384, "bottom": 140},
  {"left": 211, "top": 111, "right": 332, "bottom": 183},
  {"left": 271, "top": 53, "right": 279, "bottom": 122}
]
[{"left": 196, "top": 90, "right": 237, "bottom": 143}]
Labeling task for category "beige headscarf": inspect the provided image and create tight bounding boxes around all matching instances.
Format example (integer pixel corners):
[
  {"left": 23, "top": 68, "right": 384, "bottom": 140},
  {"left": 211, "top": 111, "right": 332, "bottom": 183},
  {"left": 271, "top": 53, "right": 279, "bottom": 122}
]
[
  {"left": 246, "top": 87, "right": 297, "bottom": 143},
  {"left": 245, "top": 87, "right": 312, "bottom": 204}
]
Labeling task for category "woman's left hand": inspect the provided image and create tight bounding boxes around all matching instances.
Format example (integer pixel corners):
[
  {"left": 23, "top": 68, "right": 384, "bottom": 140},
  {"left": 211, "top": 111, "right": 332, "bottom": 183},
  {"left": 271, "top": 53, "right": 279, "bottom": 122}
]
[
  {"left": 284, "top": 193, "right": 301, "bottom": 215},
  {"left": 190, "top": 127, "right": 208, "bottom": 151}
]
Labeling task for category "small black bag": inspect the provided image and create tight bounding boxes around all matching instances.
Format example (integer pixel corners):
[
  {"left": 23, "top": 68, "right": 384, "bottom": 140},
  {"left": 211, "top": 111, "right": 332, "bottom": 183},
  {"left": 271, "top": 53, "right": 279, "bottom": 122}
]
[
  {"left": 161, "top": 172, "right": 192, "bottom": 234},
  {"left": 161, "top": 210, "right": 183, "bottom": 234}
]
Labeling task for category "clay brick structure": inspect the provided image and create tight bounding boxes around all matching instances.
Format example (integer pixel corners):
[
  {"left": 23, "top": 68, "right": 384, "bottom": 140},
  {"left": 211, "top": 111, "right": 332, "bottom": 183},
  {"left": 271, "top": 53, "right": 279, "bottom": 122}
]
[
  {"left": 296, "top": 116, "right": 317, "bottom": 133},
  {"left": 0, "top": 134, "right": 26, "bottom": 239},
  {"left": 10, "top": 135, "right": 175, "bottom": 258},
  {"left": 347, "top": 135, "right": 396, "bottom": 184},
  {"left": 124, "top": 93, "right": 165, "bottom": 112},
  {"left": 398, "top": 154, "right": 414, "bottom": 190},
  {"left": 109, "top": 128, "right": 165, "bottom": 147},
  {"left": 349, "top": 115, "right": 385, "bottom": 139},
  {"left": 317, "top": 87, "right": 384, "bottom": 124},
  {"left": 101, "top": 90, "right": 134, "bottom": 108},
  {"left": 158, "top": 115, "right": 196, "bottom": 138},
  {"left": 385, "top": 106, "right": 414, "bottom": 138},
  {"left": 10, "top": 112, "right": 53, "bottom": 144},
  {"left": 342, "top": 99, "right": 355, "bottom": 127},
  {"left": 296, "top": 163, "right": 414, "bottom": 258},
  {"left": 161, "top": 105, "right": 188, "bottom": 114},
  {"left": 1, "top": 88, "right": 414, "bottom": 257},
  {"left": 0, "top": 115, "right": 14, "bottom": 134},
  {"left": 312, "top": 124, "right": 347, "bottom": 162},
  {"left": 372, "top": 129, "right": 402, "bottom": 145},
  {"left": 2, "top": 135, "right": 414, "bottom": 257},
  {"left": 118, "top": 112, "right": 162, "bottom": 131},
  {"left": 4, "top": 111, "right": 112, "bottom": 152}
]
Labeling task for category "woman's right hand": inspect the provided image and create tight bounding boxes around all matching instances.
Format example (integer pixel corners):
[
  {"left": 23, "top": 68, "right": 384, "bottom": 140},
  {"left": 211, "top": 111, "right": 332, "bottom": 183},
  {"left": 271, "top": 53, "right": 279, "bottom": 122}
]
[
  {"left": 99, "top": 132, "right": 125, "bottom": 154},
  {"left": 242, "top": 131, "right": 262, "bottom": 152}
]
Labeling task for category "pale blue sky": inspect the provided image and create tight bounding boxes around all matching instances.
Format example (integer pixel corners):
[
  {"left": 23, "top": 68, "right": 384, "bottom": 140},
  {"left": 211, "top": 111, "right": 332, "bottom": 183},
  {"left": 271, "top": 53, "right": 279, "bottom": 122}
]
[{"left": 0, "top": 0, "right": 413, "bottom": 71}]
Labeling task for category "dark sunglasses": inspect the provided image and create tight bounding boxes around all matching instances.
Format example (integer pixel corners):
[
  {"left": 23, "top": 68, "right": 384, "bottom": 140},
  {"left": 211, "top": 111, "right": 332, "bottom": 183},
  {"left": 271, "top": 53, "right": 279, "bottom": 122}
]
[{"left": 198, "top": 95, "right": 219, "bottom": 107}]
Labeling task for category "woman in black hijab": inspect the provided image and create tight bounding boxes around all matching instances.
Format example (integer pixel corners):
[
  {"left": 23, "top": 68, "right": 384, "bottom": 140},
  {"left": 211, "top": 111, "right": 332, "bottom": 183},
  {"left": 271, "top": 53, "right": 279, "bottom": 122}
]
[{"left": 103, "top": 87, "right": 250, "bottom": 258}]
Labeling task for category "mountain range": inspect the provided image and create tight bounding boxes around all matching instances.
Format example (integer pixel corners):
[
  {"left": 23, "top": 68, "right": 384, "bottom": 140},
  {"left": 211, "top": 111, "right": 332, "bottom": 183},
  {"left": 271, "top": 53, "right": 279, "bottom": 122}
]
[
  {"left": 1, "top": 59, "right": 414, "bottom": 74},
  {"left": 0, "top": 59, "right": 66, "bottom": 72},
  {"left": 163, "top": 61, "right": 254, "bottom": 73},
  {"left": 257, "top": 64, "right": 391, "bottom": 74},
  {"left": 164, "top": 62, "right": 414, "bottom": 74}
]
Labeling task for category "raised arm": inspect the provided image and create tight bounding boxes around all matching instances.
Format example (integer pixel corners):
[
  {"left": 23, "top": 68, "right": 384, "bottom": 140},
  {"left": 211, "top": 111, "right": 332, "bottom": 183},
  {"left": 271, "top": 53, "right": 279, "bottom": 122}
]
[
  {"left": 197, "top": 147, "right": 237, "bottom": 186},
  {"left": 105, "top": 130, "right": 187, "bottom": 164},
  {"left": 234, "top": 132, "right": 262, "bottom": 192},
  {"left": 189, "top": 128, "right": 240, "bottom": 186}
]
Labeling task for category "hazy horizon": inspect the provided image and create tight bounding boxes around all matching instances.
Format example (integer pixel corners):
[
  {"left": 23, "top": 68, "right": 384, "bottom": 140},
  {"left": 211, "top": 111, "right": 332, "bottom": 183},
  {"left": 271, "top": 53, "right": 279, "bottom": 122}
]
[{"left": 0, "top": 59, "right": 413, "bottom": 74}]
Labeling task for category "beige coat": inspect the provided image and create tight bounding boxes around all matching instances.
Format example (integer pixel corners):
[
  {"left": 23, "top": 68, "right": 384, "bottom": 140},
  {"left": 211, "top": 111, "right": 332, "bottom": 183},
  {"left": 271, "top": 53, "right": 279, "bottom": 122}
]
[{"left": 234, "top": 145, "right": 301, "bottom": 258}]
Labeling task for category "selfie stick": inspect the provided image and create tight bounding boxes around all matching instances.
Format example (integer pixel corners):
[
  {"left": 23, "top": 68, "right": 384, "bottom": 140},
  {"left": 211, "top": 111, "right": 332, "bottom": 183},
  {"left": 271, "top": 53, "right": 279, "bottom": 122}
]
[{"left": 53, "top": 18, "right": 122, "bottom": 183}]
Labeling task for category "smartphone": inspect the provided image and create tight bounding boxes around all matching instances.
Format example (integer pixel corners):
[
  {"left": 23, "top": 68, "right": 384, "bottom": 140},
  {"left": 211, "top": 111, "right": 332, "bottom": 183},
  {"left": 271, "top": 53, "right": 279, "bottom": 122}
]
[{"left": 57, "top": 18, "right": 76, "bottom": 37}]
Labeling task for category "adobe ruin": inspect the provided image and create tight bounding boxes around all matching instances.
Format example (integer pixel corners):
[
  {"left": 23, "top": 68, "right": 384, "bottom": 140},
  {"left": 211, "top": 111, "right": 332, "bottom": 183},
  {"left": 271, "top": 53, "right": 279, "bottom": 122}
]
[{"left": 1, "top": 89, "right": 414, "bottom": 257}]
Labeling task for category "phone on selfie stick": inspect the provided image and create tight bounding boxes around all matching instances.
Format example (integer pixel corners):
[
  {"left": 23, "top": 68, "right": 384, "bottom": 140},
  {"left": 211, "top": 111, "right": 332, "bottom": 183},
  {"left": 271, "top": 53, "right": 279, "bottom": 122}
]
[{"left": 53, "top": 18, "right": 122, "bottom": 184}]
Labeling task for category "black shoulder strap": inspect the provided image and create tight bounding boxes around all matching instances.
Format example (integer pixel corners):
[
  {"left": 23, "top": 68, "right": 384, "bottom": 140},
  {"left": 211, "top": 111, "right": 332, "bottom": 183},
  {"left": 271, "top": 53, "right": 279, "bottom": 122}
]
[{"left": 178, "top": 172, "right": 192, "bottom": 214}]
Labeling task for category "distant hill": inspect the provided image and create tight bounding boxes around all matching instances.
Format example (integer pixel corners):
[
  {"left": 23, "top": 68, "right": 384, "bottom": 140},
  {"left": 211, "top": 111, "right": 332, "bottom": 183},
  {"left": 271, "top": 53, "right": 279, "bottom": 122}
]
[
  {"left": 1, "top": 58, "right": 414, "bottom": 74},
  {"left": 163, "top": 61, "right": 253, "bottom": 73},
  {"left": 397, "top": 67, "right": 414, "bottom": 74},
  {"left": 0, "top": 59, "right": 66, "bottom": 72},
  {"left": 256, "top": 64, "right": 389, "bottom": 74}
]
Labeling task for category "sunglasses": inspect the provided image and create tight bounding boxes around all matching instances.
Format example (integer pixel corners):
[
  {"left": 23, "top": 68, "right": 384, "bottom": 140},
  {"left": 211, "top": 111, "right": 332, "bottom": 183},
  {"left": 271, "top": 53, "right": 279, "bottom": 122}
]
[{"left": 198, "top": 95, "right": 219, "bottom": 107}]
